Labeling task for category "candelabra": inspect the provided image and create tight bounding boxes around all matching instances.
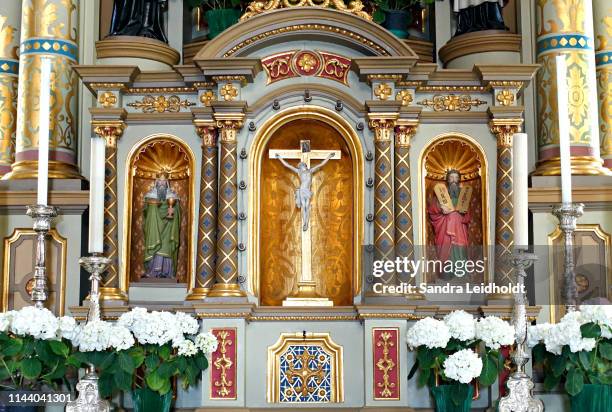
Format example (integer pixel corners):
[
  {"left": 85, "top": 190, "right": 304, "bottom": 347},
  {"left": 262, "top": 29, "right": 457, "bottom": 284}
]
[
  {"left": 552, "top": 203, "right": 584, "bottom": 311},
  {"left": 26, "top": 204, "right": 58, "bottom": 308},
  {"left": 65, "top": 255, "right": 111, "bottom": 412},
  {"left": 498, "top": 249, "right": 543, "bottom": 412}
]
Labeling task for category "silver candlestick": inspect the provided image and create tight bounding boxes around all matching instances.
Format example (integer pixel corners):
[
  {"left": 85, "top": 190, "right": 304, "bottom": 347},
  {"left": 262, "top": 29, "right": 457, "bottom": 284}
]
[
  {"left": 65, "top": 255, "right": 111, "bottom": 412},
  {"left": 552, "top": 203, "right": 584, "bottom": 311},
  {"left": 498, "top": 249, "right": 543, "bottom": 412},
  {"left": 26, "top": 204, "right": 58, "bottom": 308}
]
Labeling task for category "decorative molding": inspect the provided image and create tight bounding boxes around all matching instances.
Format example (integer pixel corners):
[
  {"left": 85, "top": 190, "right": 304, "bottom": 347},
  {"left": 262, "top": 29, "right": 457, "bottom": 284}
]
[
  {"left": 241, "top": 0, "right": 371, "bottom": 21},
  {"left": 210, "top": 329, "right": 237, "bottom": 400},
  {"left": 261, "top": 50, "right": 350, "bottom": 85},
  {"left": 418, "top": 95, "right": 487, "bottom": 112},
  {"left": 96, "top": 36, "right": 180, "bottom": 66},
  {"left": 417, "top": 85, "right": 487, "bottom": 93},
  {"left": 125, "top": 87, "right": 197, "bottom": 94},
  {"left": 373, "top": 328, "right": 400, "bottom": 400},
  {"left": 374, "top": 83, "right": 393, "bottom": 101},
  {"left": 212, "top": 75, "right": 247, "bottom": 86},
  {"left": 127, "top": 95, "right": 195, "bottom": 113},
  {"left": 438, "top": 31, "right": 522, "bottom": 65}
]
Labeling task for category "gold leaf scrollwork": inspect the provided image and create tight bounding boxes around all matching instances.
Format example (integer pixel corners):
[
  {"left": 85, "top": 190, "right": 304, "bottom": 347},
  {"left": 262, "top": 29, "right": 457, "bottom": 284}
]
[
  {"left": 375, "top": 332, "right": 396, "bottom": 398},
  {"left": 496, "top": 89, "right": 515, "bottom": 106},
  {"left": 0, "top": 16, "right": 19, "bottom": 59},
  {"left": 220, "top": 83, "right": 238, "bottom": 102},
  {"left": 98, "top": 91, "right": 117, "bottom": 108},
  {"left": 374, "top": 83, "right": 392, "bottom": 101},
  {"left": 92, "top": 121, "right": 125, "bottom": 149},
  {"left": 213, "top": 331, "right": 234, "bottom": 398},
  {"left": 285, "top": 349, "right": 325, "bottom": 398},
  {"left": 127, "top": 95, "right": 195, "bottom": 113},
  {"left": 241, "top": 0, "right": 371, "bottom": 21},
  {"left": 265, "top": 57, "right": 291, "bottom": 79},
  {"left": 418, "top": 94, "right": 487, "bottom": 112},
  {"left": 395, "top": 89, "right": 413, "bottom": 106}
]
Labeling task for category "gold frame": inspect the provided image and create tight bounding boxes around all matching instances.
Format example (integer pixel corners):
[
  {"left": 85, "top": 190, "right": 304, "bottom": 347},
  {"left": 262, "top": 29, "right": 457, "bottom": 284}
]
[
  {"left": 121, "top": 134, "right": 197, "bottom": 295},
  {"left": 547, "top": 224, "right": 612, "bottom": 323},
  {"left": 417, "top": 132, "right": 490, "bottom": 284},
  {"left": 267, "top": 332, "right": 344, "bottom": 403},
  {"left": 372, "top": 327, "right": 400, "bottom": 401},
  {"left": 209, "top": 327, "right": 238, "bottom": 401},
  {"left": 2, "top": 228, "right": 67, "bottom": 315},
  {"left": 248, "top": 106, "right": 364, "bottom": 301}
]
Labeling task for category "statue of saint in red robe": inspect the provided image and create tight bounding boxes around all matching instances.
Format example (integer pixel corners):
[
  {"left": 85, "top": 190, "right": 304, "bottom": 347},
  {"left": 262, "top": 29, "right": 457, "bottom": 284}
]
[{"left": 427, "top": 170, "right": 472, "bottom": 278}]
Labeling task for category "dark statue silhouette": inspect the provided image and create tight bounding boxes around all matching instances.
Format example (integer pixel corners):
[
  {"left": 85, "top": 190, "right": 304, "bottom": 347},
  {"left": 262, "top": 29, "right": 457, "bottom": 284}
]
[{"left": 108, "top": 0, "right": 168, "bottom": 43}]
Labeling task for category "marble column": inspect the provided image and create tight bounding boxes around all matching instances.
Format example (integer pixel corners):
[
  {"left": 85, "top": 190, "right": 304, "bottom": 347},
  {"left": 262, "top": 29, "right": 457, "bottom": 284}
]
[
  {"left": 208, "top": 114, "right": 246, "bottom": 298},
  {"left": 490, "top": 119, "right": 522, "bottom": 287},
  {"left": 593, "top": 0, "right": 612, "bottom": 169},
  {"left": 368, "top": 114, "right": 398, "bottom": 285},
  {"left": 92, "top": 119, "right": 127, "bottom": 301},
  {"left": 393, "top": 123, "right": 417, "bottom": 265},
  {"left": 7, "top": 0, "right": 82, "bottom": 179},
  {"left": 189, "top": 122, "right": 218, "bottom": 300},
  {"left": 0, "top": 2, "right": 21, "bottom": 176},
  {"left": 533, "top": 0, "right": 609, "bottom": 175}
]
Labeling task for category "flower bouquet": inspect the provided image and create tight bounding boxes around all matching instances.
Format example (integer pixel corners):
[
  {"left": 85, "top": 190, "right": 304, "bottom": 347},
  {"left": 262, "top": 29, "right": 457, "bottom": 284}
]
[
  {"left": 67, "top": 307, "right": 217, "bottom": 412},
  {"left": 529, "top": 306, "right": 611, "bottom": 412},
  {"left": 407, "top": 311, "right": 515, "bottom": 412},
  {"left": 0, "top": 307, "right": 78, "bottom": 393}
]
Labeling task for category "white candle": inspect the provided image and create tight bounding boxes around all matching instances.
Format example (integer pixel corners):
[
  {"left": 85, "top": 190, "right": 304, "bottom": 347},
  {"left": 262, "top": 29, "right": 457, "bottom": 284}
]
[
  {"left": 37, "top": 58, "right": 51, "bottom": 206},
  {"left": 513, "top": 133, "right": 529, "bottom": 248},
  {"left": 88, "top": 137, "right": 106, "bottom": 253},
  {"left": 555, "top": 54, "right": 572, "bottom": 204}
]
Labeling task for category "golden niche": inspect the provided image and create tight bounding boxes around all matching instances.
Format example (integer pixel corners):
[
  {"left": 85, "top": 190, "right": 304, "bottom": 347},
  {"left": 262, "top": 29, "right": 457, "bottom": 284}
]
[
  {"left": 123, "top": 136, "right": 195, "bottom": 285},
  {"left": 258, "top": 118, "right": 355, "bottom": 306},
  {"left": 419, "top": 134, "right": 489, "bottom": 283}
]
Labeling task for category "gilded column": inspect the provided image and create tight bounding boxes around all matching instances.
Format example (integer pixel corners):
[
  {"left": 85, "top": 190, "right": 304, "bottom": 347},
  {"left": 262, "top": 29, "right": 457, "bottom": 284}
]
[
  {"left": 92, "top": 119, "right": 127, "bottom": 301},
  {"left": 533, "top": 0, "right": 609, "bottom": 175},
  {"left": 208, "top": 113, "right": 246, "bottom": 298},
  {"left": 490, "top": 119, "right": 522, "bottom": 287},
  {"left": 593, "top": 0, "right": 612, "bottom": 169},
  {"left": 369, "top": 113, "right": 398, "bottom": 285},
  {"left": 188, "top": 121, "right": 218, "bottom": 300},
  {"left": 393, "top": 123, "right": 417, "bottom": 264},
  {"left": 0, "top": 2, "right": 21, "bottom": 176}
]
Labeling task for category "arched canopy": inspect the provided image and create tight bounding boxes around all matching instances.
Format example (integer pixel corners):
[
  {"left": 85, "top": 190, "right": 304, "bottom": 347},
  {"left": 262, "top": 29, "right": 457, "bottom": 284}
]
[{"left": 194, "top": 8, "right": 418, "bottom": 59}]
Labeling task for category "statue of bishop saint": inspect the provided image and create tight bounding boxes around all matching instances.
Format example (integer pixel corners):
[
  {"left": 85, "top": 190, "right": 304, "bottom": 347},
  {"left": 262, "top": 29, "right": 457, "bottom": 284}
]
[{"left": 142, "top": 171, "right": 181, "bottom": 279}]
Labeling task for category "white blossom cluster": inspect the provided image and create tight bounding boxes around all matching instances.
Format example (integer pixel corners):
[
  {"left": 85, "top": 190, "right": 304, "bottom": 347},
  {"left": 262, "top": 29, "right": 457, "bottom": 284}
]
[
  {"left": 71, "top": 320, "right": 135, "bottom": 352},
  {"left": 406, "top": 317, "right": 450, "bottom": 349},
  {"left": 475, "top": 316, "right": 515, "bottom": 349},
  {"left": 443, "top": 310, "right": 476, "bottom": 342},
  {"left": 7, "top": 306, "right": 60, "bottom": 340},
  {"left": 527, "top": 306, "right": 611, "bottom": 355},
  {"left": 443, "top": 349, "right": 483, "bottom": 384},
  {"left": 195, "top": 332, "right": 219, "bottom": 354}
]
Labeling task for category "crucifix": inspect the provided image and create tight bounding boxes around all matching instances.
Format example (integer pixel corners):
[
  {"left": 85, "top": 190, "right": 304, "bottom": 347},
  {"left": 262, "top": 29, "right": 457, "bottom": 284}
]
[{"left": 269, "top": 140, "right": 341, "bottom": 306}]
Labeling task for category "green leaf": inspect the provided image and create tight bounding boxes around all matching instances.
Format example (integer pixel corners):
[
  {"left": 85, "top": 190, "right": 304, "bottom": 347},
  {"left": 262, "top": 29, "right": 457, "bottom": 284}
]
[
  {"left": 48, "top": 340, "right": 69, "bottom": 358},
  {"left": 118, "top": 352, "right": 136, "bottom": 374},
  {"left": 600, "top": 341, "right": 612, "bottom": 360},
  {"left": 66, "top": 352, "right": 88, "bottom": 368},
  {"left": 580, "top": 323, "right": 601, "bottom": 339},
  {"left": 578, "top": 351, "right": 592, "bottom": 372},
  {"left": 20, "top": 358, "right": 42, "bottom": 380},
  {"left": 159, "top": 378, "right": 172, "bottom": 395},
  {"left": 417, "top": 367, "right": 430, "bottom": 387},
  {"left": 114, "top": 371, "right": 133, "bottom": 391},
  {"left": 158, "top": 345, "right": 171, "bottom": 361},
  {"left": 417, "top": 347, "right": 435, "bottom": 369},
  {"left": 1, "top": 338, "right": 23, "bottom": 357},
  {"left": 99, "top": 352, "right": 116, "bottom": 371},
  {"left": 157, "top": 361, "right": 176, "bottom": 379},
  {"left": 552, "top": 355, "right": 566, "bottom": 377},
  {"left": 373, "top": 9, "right": 386, "bottom": 24},
  {"left": 146, "top": 371, "right": 165, "bottom": 392},
  {"left": 145, "top": 354, "right": 160, "bottom": 370},
  {"left": 42, "top": 361, "right": 66, "bottom": 381},
  {"left": 532, "top": 343, "right": 546, "bottom": 364},
  {"left": 479, "top": 353, "right": 499, "bottom": 386},
  {"left": 99, "top": 373, "right": 114, "bottom": 398},
  {"left": 565, "top": 368, "right": 585, "bottom": 396},
  {"left": 194, "top": 354, "right": 208, "bottom": 371},
  {"left": 544, "top": 373, "right": 561, "bottom": 391}
]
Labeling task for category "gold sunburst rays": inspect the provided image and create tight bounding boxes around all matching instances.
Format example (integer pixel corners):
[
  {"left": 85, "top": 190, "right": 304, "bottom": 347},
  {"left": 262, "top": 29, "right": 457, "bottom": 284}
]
[
  {"left": 132, "top": 140, "right": 191, "bottom": 180},
  {"left": 424, "top": 139, "right": 483, "bottom": 181}
]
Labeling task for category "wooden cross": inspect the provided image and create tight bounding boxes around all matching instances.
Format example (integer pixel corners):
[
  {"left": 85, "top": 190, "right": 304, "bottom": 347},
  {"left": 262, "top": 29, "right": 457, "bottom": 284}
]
[{"left": 269, "top": 140, "right": 341, "bottom": 305}]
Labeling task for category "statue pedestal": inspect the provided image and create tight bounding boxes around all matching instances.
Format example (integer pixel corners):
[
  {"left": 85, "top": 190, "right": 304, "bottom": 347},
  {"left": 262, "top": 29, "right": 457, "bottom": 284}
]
[
  {"left": 282, "top": 280, "right": 334, "bottom": 307},
  {"left": 438, "top": 30, "right": 521, "bottom": 69},
  {"left": 96, "top": 36, "right": 180, "bottom": 70}
]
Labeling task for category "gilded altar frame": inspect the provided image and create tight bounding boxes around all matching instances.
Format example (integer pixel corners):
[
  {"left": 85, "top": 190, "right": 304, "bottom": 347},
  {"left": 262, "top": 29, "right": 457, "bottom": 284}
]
[
  {"left": 417, "top": 132, "right": 491, "bottom": 283},
  {"left": 248, "top": 106, "right": 364, "bottom": 301},
  {"left": 121, "top": 134, "right": 197, "bottom": 293}
]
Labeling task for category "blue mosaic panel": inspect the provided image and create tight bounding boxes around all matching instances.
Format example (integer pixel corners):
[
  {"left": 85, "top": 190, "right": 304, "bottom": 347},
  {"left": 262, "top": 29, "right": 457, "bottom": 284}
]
[{"left": 279, "top": 345, "right": 332, "bottom": 403}]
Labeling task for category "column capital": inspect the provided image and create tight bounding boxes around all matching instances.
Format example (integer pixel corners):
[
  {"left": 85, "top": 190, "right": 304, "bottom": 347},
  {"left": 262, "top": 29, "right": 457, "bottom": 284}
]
[
  {"left": 194, "top": 120, "right": 217, "bottom": 147},
  {"left": 213, "top": 113, "right": 245, "bottom": 143},
  {"left": 489, "top": 118, "right": 523, "bottom": 148},
  {"left": 91, "top": 120, "right": 126, "bottom": 149},
  {"left": 395, "top": 120, "right": 418, "bottom": 147},
  {"left": 367, "top": 113, "right": 399, "bottom": 143}
]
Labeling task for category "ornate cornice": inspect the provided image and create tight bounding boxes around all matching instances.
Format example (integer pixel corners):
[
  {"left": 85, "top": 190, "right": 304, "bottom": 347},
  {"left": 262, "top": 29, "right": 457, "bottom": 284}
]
[
  {"left": 240, "top": 0, "right": 372, "bottom": 21},
  {"left": 214, "top": 113, "right": 245, "bottom": 143},
  {"left": 489, "top": 119, "right": 523, "bottom": 147},
  {"left": 91, "top": 121, "right": 125, "bottom": 149},
  {"left": 125, "top": 87, "right": 197, "bottom": 94}
]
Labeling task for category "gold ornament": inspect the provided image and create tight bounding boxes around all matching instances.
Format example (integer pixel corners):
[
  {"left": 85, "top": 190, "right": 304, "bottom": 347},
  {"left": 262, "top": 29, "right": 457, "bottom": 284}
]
[
  {"left": 395, "top": 89, "right": 413, "bottom": 106},
  {"left": 297, "top": 53, "right": 317, "bottom": 73},
  {"left": 200, "top": 89, "right": 216, "bottom": 106},
  {"left": 374, "top": 83, "right": 392, "bottom": 101},
  {"left": 496, "top": 89, "right": 515, "bottom": 106},
  {"left": 127, "top": 95, "right": 195, "bottom": 113},
  {"left": 220, "top": 83, "right": 238, "bottom": 102},
  {"left": 98, "top": 91, "right": 117, "bottom": 108},
  {"left": 418, "top": 94, "right": 486, "bottom": 112}
]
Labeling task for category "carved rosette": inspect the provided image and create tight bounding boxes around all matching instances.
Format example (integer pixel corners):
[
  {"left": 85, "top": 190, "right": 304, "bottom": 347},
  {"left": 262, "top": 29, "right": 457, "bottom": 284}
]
[
  {"left": 192, "top": 124, "right": 218, "bottom": 297},
  {"left": 394, "top": 125, "right": 417, "bottom": 268},
  {"left": 210, "top": 328, "right": 237, "bottom": 399},
  {"left": 489, "top": 120, "right": 522, "bottom": 287},
  {"left": 373, "top": 328, "right": 399, "bottom": 400},
  {"left": 93, "top": 121, "right": 126, "bottom": 299},
  {"left": 261, "top": 50, "right": 351, "bottom": 85},
  {"left": 208, "top": 115, "right": 245, "bottom": 297}
]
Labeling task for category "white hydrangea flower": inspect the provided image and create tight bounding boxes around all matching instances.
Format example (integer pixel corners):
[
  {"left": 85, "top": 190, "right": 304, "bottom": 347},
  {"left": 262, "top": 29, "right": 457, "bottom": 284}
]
[
  {"left": 444, "top": 310, "right": 476, "bottom": 342},
  {"left": 527, "top": 323, "right": 552, "bottom": 348},
  {"left": 10, "top": 306, "right": 59, "bottom": 340},
  {"left": 195, "top": 332, "right": 218, "bottom": 354},
  {"left": 476, "top": 316, "right": 514, "bottom": 349},
  {"left": 108, "top": 325, "right": 135, "bottom": 351},
  {"left": 544, "top": 316, "right": 596, "bottom": 354},
  {"left": 580, "top": 305, "right": 612, "bottom": 339},
  {"left": 72, "top": 320, "right": 113, "bottom": 352},
  {"left": 174, "top": 311, "right": 199, "bottom": 335},
  {"left": 0, "top": 311, "right": 15, "bottom": 333},
  {"left": 406, "top": 317, "right": 450, "bottom": 349},
  {"left": 443, "top": 349, "right": 482, "bottom": 384},
  {"left": 57, "top": 316, "right": 79, "bottom": 341},
  {"left": 177, "top": 339, "right": 198, "bottom": 357}
]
